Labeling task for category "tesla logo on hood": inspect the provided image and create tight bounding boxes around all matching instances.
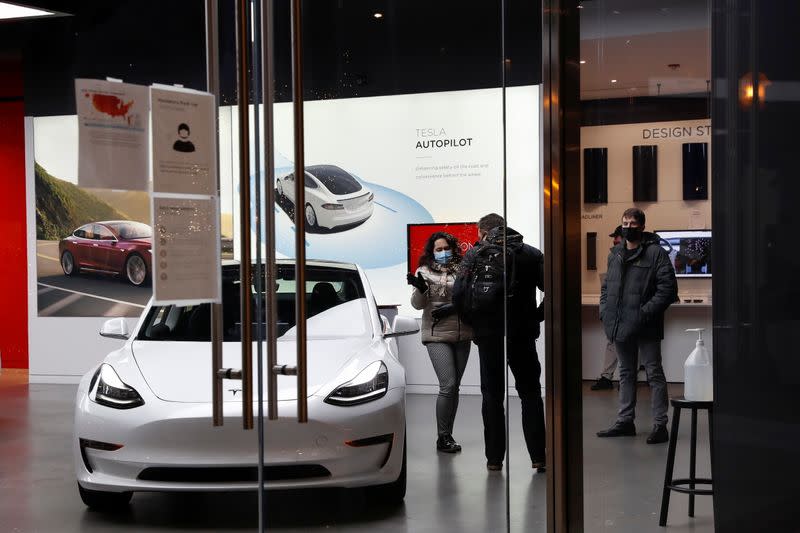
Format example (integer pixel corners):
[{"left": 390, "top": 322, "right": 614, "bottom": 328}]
[{"left": 228, "top": 388, "right": 242, "bottom": 396}]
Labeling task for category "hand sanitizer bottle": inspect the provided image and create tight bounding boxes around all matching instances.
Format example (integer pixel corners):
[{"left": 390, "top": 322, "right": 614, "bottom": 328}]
[{"left": 684, "top": 328, "right": 713, "bottom": 401}]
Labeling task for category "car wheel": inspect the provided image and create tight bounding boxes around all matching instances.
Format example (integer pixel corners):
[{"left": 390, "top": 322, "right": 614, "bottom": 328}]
[
  {"left": 368, "top": 433, "right": 406, "bottom": 505},
  {"left": 78, "top": 483, "right": 132, "bottom": 510},
  {"left": 124, "top": 254, "right": 148, "bottom": 286},
  {"left": 61, "top": 251, "right": 78, "bottom": 276},
  {"left": 305, "top": 204, "right": 318, "bottom": 228}
]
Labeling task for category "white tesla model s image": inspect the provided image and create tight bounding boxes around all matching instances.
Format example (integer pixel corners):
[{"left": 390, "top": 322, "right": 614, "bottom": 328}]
[
  {"left": 276, "top": 165, "right": 375, "bottom": 230},
  {"left": 73, "top": 260, "right": 418, "bottom": 509}
]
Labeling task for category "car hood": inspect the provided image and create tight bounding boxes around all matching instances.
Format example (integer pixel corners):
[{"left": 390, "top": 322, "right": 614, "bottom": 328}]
[{"left": 131, "top": 336, "right": 374, "bottom": 403}]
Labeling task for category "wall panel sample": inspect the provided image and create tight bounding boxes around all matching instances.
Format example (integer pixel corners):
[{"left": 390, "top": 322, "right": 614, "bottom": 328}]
[
  {"left": 632, "top": 145, "right": 658, "bottom": 201},
  {"left": 583, "top": 147, "right": 608, "bottom": 203},
  {"left": 586, "top": 232, "right": 597, "bottom": 270},
  {"left": 682, "top": 142, "right": 708, "bottom": 200}
]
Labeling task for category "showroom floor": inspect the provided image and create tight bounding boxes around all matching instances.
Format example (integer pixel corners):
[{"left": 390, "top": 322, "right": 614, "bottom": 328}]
[{"left": 0, "top": 371, "right": 712, "bottom": 532}]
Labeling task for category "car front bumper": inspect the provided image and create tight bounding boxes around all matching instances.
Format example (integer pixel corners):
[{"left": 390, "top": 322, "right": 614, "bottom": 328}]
[{"left": 74, "top": 387, "right": 405, "bottom": 493}]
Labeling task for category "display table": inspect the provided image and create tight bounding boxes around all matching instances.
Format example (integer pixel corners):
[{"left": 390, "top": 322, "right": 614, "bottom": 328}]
[{"left": 581, "top": 295, "right": 712, "bottom": 383}]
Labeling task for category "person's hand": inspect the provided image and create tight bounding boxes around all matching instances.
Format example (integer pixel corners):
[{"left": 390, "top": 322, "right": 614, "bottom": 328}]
[
  {"left": 431, "top": 303, "right": 455, "bottom": 322},
  {"left": 407, "top": 272, "right": 428, "bottom": 292}
]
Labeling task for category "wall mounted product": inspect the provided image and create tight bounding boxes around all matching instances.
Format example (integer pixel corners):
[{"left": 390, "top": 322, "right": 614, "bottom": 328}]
[
  {"left": 586, "top": 232, "right": 597, "bottom": 270},
  {"left": 682, "top": 142, "right": 709, "bottom": 200},
  {"left": 632, "top": 145, "right": 658, "bottom": 202},
  {"left": 583, "top": 148, "right": 608, "bottom": 203},
  {"left": 657, "top": 229, "right": 712, "bottom": 277}
]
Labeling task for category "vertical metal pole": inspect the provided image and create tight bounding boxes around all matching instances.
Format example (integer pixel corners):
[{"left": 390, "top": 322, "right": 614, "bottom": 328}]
[
  {"left": 262, "top": 0, "right": 279, "bottom": 421},
  {"left": 205, "top": 0, "right": 225, "bottom": 428},
  {"left": 236, "top": 0, "right": 254, "bottom": 430},
  {"left": 290, "top": 0, "right": 308, "bottom": 423}
]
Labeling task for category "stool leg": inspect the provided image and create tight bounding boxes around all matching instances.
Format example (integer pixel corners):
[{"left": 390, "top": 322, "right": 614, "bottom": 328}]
[
  {"left": 689, "top": 408, "right": 698, "bottom": 517},
  {"left": 659, "top": 405, "right": 681, "bottom": 527}
]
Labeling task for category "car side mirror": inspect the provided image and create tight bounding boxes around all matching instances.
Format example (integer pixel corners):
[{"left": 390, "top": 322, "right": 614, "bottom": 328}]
[
  {"left": 100, "top": 318, "right": 130, "bottom": 340},
  {"left": 384, "top": 315, "right": 419, "bottom": 338}
]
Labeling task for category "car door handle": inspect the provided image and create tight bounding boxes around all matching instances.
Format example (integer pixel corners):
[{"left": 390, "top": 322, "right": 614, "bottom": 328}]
[{"left": 93, "top": 243, "right": 99, "bottom": 247}]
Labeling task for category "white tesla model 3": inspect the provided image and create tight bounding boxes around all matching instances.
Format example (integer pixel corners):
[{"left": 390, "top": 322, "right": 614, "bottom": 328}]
[
  {"left": 73, "top": 260, "right": 417, "bottom": 509},
  {"left": 276, "top": 165, "right": 374, "bottom": 230}
]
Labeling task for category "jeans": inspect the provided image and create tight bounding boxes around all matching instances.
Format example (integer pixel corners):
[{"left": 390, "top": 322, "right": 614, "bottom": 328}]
[
  {"left": 600, "top": 341, "right": 618, "bottom": 380},
  {"left": 615, "top": 337, "right": 669, "bottom": 426},
  {"left": 426, "top": 341, "right": 471, "bottom": 436},
  {"left": 475, "top": 335, "right": 546, "bottom": 464}
]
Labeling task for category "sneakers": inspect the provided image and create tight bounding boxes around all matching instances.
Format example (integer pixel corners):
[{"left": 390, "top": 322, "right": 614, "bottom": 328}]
[
  {"left": 486, "top": 462, "right": 503, "bottom": 471},
  {"left": 532, "top": 460, "right": 546, "bottom": 473},
  {"left": 436, "top": 433, "right": 462, "bottom": 453},
  {"left": 590, "top": 377, "right": 614, "bottom": 391},
  {"left": 646, "top": 424, "right": 669, "bottom": 444},
  {"left": 596, "top": 420, "right": 636, "bottom": 438}
]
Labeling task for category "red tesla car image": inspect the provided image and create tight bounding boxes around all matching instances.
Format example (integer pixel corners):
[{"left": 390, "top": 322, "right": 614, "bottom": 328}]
[{"left": 59, "top": 221, "right": 152, "bottom": 286}]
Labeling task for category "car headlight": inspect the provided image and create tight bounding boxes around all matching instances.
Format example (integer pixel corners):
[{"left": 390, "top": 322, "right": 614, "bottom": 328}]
[
  {"left": 325, "top": 361, "right": 388, "bottom": 406},
  {"left": 321, "top": 203, "right": 344, "bottom": 210},
  {"left": 88, "top": 364, "right": 145, "bottom": 409}
]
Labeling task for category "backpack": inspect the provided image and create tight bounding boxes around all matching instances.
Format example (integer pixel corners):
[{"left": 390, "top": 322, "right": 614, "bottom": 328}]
[{"left": 454, "top": 242, "right": 518, "bottom": 324}]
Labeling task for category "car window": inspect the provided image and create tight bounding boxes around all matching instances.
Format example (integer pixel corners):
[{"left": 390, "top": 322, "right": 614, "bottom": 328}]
[
  {"left": 108, "top": 221, "right": 152, "bottom": 240},
  {"left": 307, "top": 165, "right": 363, "bottom": 195},
  {"left": 73, "top": 225, "right": 91, "bottom": 238},
  {"left": 93, "top": 225, "right": 116, "bottom": 241},
  {"left": 137, "top": 265, "right": 369, "bottom": 342},
  {"left": 304, "top": 173, "right": 318, "bottom": 189}
]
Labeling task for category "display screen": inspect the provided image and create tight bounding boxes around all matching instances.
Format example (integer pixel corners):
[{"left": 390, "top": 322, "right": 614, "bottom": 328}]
[
  {"left": 633, "top": 145, "right": 658, "bottom": 202},
  {"left": 584, "top": 147, "right": 608, "bottom": 204},
  {"left": 682, "top": 142, "right": 709, "bottom": 200},
  {"left": 657, "top": 229, "right": 712, "bottom": 277},
  {"left": 407, "top": 222, "right": 479, "bottom": 274}
]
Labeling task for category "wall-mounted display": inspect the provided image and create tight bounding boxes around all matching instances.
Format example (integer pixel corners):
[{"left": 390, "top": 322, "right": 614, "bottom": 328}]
[
  {"left": 682, "top": 142, "right": 709, "bottom": 200},
  {"left": 657, "top": 229, "right": 712, "bottom": 277},
  {"left": 583, "top": 147, "right": 608, "bottom": 204},
  {"left": 632, "top": 145, "right": 658, "bottom": 202}
]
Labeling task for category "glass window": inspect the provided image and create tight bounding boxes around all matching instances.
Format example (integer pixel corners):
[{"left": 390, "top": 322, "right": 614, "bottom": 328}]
[
  {"left": 107, "top": 221, "right": 152, "bottom": 240},
  {"left": 306, "top": 165, "right": 363, "bottom": 195},
  {"left": 303, "top": 173, "right": 318, "bottom": 189},
  {"left": 73, "top": 225, "right": 91, "bottom": 238},
  {"left": 92, "top": 224, "right": 116, "bottom": 241}
]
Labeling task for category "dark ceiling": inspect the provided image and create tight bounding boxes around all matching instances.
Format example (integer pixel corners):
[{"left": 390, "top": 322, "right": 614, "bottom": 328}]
[{"left": 1, "top": 0, "right": 542, "bottom": 116}]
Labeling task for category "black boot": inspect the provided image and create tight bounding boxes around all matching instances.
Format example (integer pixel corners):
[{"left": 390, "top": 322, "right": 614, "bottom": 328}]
[
  {"left": 590, "top": 377, "right": 614, "bottom": 390},
  {"left": 436, "top": 433, "right": 462, "bottom": 453},
  {"left": 597, "top": 420, "right": 636, "bottom": 438},
  {"left": 646, "top": 424, "right": 669, "bottom": 444}
]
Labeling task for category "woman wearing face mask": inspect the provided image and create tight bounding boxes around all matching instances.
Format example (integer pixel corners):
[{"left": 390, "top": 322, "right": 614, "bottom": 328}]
[{"left": 407, "top": 232, "right": 473, "bottom": 453}]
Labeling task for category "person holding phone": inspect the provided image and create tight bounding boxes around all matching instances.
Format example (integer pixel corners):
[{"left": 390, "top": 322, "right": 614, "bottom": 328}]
[{"left": 407, "top": 231, "right": 473, "bottom": 453}]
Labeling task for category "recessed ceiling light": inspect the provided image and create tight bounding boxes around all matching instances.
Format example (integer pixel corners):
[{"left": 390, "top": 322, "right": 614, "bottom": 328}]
[
  {"left": 580, "top": 60, "right": 587, "bottom": 64},
  {"left": 613, "top": 10, "right": 621, "bottom": 15},
  {"left": 611, "top": 79, "right": 618, "bottom": 83},
  {"left": 373, "top": 12, "right": 383, "bottom": 19},
  {"left": 577, "top": 4, "right": 584, "bottom": 8},
  {"left": 0, "top": 2, "right": 53, "bottom": 20}
]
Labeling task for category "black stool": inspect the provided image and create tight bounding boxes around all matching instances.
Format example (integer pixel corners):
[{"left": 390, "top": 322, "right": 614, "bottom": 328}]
[{"left": 659, "top": 397, "right": 714, "bottom": 527}]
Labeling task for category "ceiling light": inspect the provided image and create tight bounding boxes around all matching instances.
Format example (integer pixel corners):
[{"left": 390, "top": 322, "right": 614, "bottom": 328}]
[
  {"left": 580, "top": 60, "right": 587, "bottom": 64},
  {"left": 611, "top": 79, "right": 617, "bottom": 83},
  {"left": 613, "top": 10, "right": 621, "bottom": 15},
  {"left": 0, "top": 2, "right": 53, "bottom": 20},
  {"left": 373, "top": 12, "right": 383, "bottom": 19},
  {"left": 577, "top": 4, "right": 583, "bottom": 8}
]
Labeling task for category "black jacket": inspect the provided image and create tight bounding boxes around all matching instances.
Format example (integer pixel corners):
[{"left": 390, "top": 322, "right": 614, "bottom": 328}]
[
  {"left": 600, "top": 232, "right": 678, "bottom": 342},
  {"left": 457, "top": 226, "right": 544, "bottom": 339}
]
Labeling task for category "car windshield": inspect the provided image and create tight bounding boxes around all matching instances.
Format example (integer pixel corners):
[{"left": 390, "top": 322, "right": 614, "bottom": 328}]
[
  {"left": 136, "top": 264, "right": 371, "bottom": 342},
  {"left": 308, "top": 165, "right": 363, "bottom": 195},
  {"left": 108, "top": 221, "right": 152, "bottom": 240}
]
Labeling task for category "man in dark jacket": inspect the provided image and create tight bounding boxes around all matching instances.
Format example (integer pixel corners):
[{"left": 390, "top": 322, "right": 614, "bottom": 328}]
[
  {"left": 597, "top": 208, "right": 678, "bottom": 444},
  {"left": 455, "top": 213, "right": 546, "bottom": 471}
]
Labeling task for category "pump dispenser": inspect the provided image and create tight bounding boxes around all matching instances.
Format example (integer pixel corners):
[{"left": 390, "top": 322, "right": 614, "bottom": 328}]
[{"left": 684, "top": 328, "right": 713, "bottom": 401}]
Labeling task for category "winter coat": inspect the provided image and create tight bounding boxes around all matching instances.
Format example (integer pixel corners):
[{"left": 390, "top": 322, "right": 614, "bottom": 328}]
[
  {"left": 411, "top": 264, "right": 473, "bottom": 344},
  {"left": 600, "top": 232, "right": 678, "bottom": 342},
  {"left": 455, "top": 226, "right": 544, "bottom": 340}
]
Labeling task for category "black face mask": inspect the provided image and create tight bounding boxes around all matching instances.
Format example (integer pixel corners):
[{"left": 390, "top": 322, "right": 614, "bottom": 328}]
[{"left": 621, "top": 226, "right": 643, "bottom": 242}]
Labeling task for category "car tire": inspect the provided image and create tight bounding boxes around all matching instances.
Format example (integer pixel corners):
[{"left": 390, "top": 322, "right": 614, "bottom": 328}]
[
  {"left": 368, "top": 433, "right": 406, "bottom": 505},
  {"left": 61, "top": 251, "right": 78, "bottom": 276},
  {"left": 124, "top": 253, "right": 148, "bottom": 286},
  {"left": 305, "top": 203, "right": 319, "bottom": 229},
  {"left": 77, "top": 483, "right": 132, "bottom": 510}
]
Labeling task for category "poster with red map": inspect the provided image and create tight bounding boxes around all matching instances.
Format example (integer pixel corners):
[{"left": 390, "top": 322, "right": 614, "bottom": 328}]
[{"left": 75, "top": 78, "right": 149, "bottom": 190}]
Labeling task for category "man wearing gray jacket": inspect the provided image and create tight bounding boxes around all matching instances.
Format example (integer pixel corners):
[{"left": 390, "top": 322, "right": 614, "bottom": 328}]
[{"left": 597, "top": 208, "right": 678, "bottom": 444}]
